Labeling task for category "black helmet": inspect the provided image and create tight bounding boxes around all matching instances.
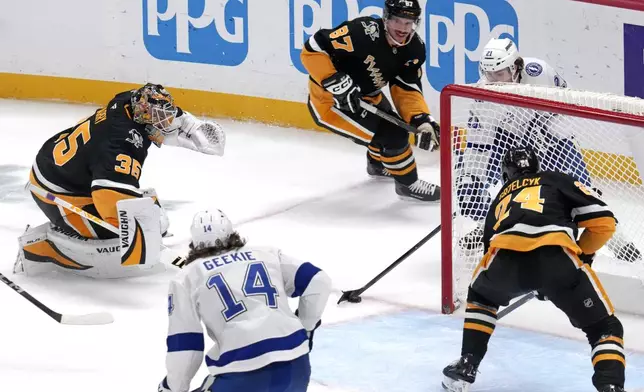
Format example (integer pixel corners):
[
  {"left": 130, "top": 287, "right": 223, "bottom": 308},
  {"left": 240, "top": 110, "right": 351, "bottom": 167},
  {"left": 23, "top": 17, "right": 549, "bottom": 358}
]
[
  {"left": 384, "top": 0, "right": 421, "bottom": 21},
  {"left": 502, "top": 145, "right": 540, "bottom": 182}
]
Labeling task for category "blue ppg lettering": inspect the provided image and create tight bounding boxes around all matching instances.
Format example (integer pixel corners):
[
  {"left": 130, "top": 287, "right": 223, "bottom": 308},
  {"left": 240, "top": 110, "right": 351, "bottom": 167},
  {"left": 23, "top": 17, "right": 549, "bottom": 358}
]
[
  {"left": 143, "top": 0, "right": 248, "bottom": 66},
  {"left": 426, "top": 0, "right": 519, "bottom": 91},
  {"left": 289, "top": 0, "right": 382, "bottom": 73}
]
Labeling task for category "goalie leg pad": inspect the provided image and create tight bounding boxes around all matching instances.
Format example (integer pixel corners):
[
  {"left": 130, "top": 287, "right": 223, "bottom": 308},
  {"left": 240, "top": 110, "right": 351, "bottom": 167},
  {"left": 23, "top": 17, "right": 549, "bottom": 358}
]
[
  {"left": 18, "top": 197, "right": 165, "bottom": 278},
  {"left": 141, "top": 188, "right": 170, "bottom": 236}
]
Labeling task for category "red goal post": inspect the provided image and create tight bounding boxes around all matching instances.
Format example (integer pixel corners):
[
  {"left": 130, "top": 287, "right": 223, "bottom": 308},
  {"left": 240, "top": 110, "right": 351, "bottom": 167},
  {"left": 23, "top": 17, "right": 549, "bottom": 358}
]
[{"left": 439, "top": 83, "right": 644, "bottom": 314}]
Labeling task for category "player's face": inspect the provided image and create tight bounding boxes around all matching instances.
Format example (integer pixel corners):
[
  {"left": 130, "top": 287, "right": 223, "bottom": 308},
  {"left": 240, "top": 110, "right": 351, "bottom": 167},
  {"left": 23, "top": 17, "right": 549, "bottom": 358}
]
[
  {"left": 386, "top": 15, "right": 416, "bottom": 44},
  {"left": 484, "top": 68, "right": 513, "bottom": 83}
]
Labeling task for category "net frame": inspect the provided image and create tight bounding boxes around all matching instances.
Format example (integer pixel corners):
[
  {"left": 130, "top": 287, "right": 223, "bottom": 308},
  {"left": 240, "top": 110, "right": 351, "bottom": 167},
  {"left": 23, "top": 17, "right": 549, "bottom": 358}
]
[{"left": 439, "top": 83, "right": 644, "bottom": 314}]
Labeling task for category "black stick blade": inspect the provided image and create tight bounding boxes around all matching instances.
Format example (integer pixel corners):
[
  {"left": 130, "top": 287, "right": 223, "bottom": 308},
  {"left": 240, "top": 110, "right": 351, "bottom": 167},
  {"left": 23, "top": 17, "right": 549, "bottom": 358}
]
[{"left": 337, "top": 290, "right": 362, "bottom": 304}]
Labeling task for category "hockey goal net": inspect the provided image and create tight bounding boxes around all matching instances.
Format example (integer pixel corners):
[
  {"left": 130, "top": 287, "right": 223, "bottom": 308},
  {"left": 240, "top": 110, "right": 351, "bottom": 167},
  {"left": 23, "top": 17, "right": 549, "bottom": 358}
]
[{"left": 440, "top": 83, "right": 644, "bottom": 315}]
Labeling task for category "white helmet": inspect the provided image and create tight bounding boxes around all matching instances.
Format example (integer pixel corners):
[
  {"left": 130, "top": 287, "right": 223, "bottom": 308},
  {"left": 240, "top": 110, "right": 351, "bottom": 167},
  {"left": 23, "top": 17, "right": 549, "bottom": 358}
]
[
  {"left": 479, "top": 38, "right": 523, "bottom": 83},
  {"left": 190, "top": 210, "right": 233, "bottom": 250}
]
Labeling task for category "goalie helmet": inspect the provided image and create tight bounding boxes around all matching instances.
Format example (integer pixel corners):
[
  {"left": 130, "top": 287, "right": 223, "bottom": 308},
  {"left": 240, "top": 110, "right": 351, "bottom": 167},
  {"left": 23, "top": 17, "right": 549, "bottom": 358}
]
[
  {"left": 502, "top": 145, "right": 540, "bottom": 183},
  {"left": 479, "top": 38, "right": 524, "bottom": 83},
  {"left": 131, "top": 83, "right": 178, "bottom": 144},
  {"left": 190, "top": 210, "right": 234, "bottom": 251},
  {"left": 383, "top": 0, "right": 421, "bottom": 46}
]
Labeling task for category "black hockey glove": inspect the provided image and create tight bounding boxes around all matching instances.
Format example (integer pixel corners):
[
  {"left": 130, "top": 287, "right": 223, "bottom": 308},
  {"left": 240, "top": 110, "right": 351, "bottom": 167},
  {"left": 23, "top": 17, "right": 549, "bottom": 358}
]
[
  {"left": 410, "top": 113, "right": 440, "bottom": 151},
  {"left": 579, "top": 252, "right": 595, "bottom": 266},
  {"left": 322, "top": 72, "right": 362, "bottom": 114},
  {"left": 535, "top": 291, "right": 549, "bottom": 301},
  {"left": 295, "top": 309, "right": 322, "bottom": 351}
]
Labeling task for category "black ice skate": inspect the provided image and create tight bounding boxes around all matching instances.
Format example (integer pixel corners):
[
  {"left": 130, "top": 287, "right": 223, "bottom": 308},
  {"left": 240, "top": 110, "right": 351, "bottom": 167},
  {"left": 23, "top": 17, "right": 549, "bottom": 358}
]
[
  {"left": 458, "top": 226, "right": 484, "bottom": 250},
  {"left": 597, "top": 385, "right": 626, "bottom": 392},
  {"left": 366, "top": 161, "right": 392, "bottom": 180},
  {"left": 395, "top": 179, "right": 440, "bottom": 202},
  {"left": 442, "top": 354, "right": 480, "bottom": 392},
  {"left": 615, "top": 242, "right": 642, "bottom": 263}
]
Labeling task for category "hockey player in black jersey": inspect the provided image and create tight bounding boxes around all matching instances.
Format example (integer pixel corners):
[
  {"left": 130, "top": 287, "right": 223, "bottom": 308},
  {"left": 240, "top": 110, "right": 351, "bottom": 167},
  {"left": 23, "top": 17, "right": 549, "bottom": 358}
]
[
  {"left": 301, "top": 0, "right": 440, "bottom": 202},
  {"left": 16, "top": 83, "right": 225, "bottom": 278},
  {"left": 442, "top": 146, "right": 626, "bottom": 392}
]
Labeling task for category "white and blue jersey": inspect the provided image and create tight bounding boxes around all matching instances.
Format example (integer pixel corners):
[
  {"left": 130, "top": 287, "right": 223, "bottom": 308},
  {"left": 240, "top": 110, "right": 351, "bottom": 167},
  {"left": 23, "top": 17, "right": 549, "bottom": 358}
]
[
  {"left": 161, "top": 245, "right": 331, "bottom": 392},
  {"left": 457, "top": 57, "right": 593, "bottom": 220}
]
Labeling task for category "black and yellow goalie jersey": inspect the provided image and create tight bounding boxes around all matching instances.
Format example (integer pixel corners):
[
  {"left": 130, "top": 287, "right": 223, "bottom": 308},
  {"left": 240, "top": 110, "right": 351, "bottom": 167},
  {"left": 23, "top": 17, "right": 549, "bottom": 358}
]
[
  {"left": 301, "top": 16, "right": 429, "bottom": 123},
  {"left": 481, "top": 171, "right": 616, "bottom": 256},
  {"left": 32, "top": 91, "right": 155, "bottom": 227}
]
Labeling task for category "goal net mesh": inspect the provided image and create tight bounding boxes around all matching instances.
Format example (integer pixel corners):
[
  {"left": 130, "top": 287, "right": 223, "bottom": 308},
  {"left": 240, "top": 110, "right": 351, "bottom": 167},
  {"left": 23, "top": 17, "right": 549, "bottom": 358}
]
[{"left": 447, "top": 83, "right": 644, "bottom": 306}]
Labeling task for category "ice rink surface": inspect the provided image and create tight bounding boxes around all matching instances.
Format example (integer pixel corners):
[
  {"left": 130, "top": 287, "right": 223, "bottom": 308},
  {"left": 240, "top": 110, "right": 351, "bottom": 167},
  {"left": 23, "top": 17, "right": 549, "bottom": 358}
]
[{"left": 1, "top": 99, "right": 643, "bottom": 391}]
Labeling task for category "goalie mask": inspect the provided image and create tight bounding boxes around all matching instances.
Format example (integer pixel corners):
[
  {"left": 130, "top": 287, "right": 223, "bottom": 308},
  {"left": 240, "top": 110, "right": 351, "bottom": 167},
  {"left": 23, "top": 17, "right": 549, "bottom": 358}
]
[
  {"left": 502, "top": 145, "right": 540, "bottom": 183},
  {"left": 383, "top": 0, "right": 421, "bottom": 47},
  {"left": 131, "top": 83, "right": 178, "bottom": 145},
  {"left": 479, "top": 38, "right": 524, "bottom": 83}
]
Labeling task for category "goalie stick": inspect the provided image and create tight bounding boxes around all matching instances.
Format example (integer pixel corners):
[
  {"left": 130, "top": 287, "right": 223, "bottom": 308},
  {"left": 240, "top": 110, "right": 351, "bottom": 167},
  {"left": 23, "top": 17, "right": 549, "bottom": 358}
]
[
  {"left": 27, "top": 183, "right": 185, "bottom": 267},
  {"left": 0, "top": 272, "right": 114, "bottom": 325}
]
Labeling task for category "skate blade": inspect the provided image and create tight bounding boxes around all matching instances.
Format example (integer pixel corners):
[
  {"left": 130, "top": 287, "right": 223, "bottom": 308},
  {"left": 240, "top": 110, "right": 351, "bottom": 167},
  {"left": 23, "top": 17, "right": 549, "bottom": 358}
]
[
  {"left": 396, "top": 194, "right": 440, "bottom": 203},
  {"left": 442, "top": 376, "right": 471, "bottom": 392}
]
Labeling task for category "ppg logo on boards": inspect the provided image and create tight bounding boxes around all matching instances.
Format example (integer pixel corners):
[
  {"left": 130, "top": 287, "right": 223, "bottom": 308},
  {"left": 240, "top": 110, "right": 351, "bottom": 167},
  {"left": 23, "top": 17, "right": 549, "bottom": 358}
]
[
  {"left": 289, "top": 0, "right": 383, "bottom": 73},
  {"left": 143, "top": 0, "right": 248, "bottom": 66},
  {"left": 426, "top": 0, "right": 519, "bottom": 91}
]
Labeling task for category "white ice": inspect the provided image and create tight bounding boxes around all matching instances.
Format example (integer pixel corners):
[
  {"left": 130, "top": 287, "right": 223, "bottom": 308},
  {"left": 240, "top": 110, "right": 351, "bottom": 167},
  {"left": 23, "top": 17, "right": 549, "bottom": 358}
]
[{"left": 0, "top": 99, "right": 643, "bottom": 392}]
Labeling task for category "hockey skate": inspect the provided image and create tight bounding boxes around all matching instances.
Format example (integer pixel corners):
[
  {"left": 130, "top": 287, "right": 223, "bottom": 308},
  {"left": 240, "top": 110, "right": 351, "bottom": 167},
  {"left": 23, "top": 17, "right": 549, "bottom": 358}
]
[
  {"left": 597, "top": 385, "right": 625, "bottom": 392},
  {"left": 366, "top": 161, "right": 392, "bottom": 180},
  {"left": 395, "top": 179, "right": 440, "bottom": 202},
  {"left": 458, "top": 226, "right": 484, "bottom": 251},
  {"left": 442, "top": 354, "right": 480, "bottom": 392}
]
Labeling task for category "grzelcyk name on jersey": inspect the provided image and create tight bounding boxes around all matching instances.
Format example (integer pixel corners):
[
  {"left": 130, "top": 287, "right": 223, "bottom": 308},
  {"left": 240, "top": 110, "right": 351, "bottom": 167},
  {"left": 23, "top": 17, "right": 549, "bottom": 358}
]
[
  {"left": 362, "top": 21, "right": 379, "bottom": 42},
  {"left": 119, "top": 211, "right": 130, "bottom": 249},
  {"left": 126, "top": 129, "right": 144, "bottom": 149}
]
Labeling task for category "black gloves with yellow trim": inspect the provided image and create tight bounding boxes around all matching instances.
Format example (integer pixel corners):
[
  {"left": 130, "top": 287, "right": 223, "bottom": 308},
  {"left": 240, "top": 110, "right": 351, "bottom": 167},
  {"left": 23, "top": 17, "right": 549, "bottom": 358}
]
[{"left": 411, "top": 113, "right": 440, "bottom": 151}]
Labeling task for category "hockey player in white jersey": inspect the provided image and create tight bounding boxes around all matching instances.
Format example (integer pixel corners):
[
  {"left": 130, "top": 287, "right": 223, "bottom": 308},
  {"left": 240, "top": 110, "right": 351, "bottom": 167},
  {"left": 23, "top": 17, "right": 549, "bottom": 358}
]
[
  {"left": 456, "top": 37, "right": 642, "bottom": 263},
  {"left": 159, "top": 210, "right": 332, "bottom": 392}
]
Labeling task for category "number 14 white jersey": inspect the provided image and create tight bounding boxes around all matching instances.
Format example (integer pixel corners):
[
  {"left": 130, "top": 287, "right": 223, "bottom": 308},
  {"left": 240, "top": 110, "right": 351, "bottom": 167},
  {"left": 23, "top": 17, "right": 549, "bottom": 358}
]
[{"left": 164, "top": 245, "right": 332, "bottom": 392}]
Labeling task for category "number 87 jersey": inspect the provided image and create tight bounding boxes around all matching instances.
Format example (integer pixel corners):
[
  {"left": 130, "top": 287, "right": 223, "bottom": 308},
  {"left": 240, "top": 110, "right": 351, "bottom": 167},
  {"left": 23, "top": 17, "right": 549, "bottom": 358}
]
[{"left": 164, "top": 246, "right": 331, "bottom": 391}]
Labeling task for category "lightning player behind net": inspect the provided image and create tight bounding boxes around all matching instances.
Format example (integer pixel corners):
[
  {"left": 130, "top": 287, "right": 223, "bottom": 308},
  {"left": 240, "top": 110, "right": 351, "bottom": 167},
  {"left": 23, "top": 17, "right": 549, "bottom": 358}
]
[
  {"left": 457, "top": 38, "right": 642, "bottom": 263},
  {"left": 301, "top": 0, "right": 441, "bottom": 202},
  {"left": 443, "top": 146, "right": 626, "bottom": 392},
  {"left": 159, "top": 210, "right": 331, "bottom": 392},
  {"left": 16, "top": 83, "right": 226, "bottom": 278}
]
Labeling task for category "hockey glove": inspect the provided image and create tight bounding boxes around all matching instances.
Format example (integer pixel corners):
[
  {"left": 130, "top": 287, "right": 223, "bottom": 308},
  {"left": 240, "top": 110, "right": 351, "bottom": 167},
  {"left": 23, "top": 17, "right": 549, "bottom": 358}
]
[
  {"left": 579, "top": 252, "right": 595, "bottom": 266},
  {"left": 322, "top": 72, "right": 362, "bottom": 114},
  {"left": 164, "top": 112, "right": 226, "bottom": 156},
  {"left": 295, "top": 309, "right": 321, "bottom": 351},
  {"left": 535, "top": 291, "right": 549, "bottom": 301},
  {"left": 410, "top": 113, "right": 440, "bottom": 151},
  {"left": 158, "top": 377, "right": 172, "bottom": 392}
]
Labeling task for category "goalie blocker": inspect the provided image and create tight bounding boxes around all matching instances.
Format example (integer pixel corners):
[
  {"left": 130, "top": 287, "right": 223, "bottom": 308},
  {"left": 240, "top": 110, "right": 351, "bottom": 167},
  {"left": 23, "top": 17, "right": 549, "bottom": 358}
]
[{"left": 16, "top": 197, "right": 165, "bottom": 278}]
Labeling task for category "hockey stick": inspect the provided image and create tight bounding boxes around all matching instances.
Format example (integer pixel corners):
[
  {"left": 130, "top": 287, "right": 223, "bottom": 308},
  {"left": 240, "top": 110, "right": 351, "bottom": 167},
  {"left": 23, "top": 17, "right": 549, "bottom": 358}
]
[
  {"left": 359, "top": 101, "right": 419, "bottom": 134},
  {"left": 0, "top": 272, "right": 114, "bottom": 325},
  {"left": 337, "top": 223, "right": 442, "bottom": 304},
  {"left": 27, "top": 184, "right": 185, "bottom": 266},
  {"left": 497, "top": 291, "right": 536, "bottom": 319}
]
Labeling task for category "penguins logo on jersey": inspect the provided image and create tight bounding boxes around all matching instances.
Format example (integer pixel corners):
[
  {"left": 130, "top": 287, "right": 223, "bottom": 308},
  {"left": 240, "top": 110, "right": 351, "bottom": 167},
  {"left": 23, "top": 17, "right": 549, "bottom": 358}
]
[
  {"left": 362, "top": 21, "right": 379, "bottom": 42},
  {"left": 525, "top": 62, "right": 543, "bottom": 77},
  {"left": 126, "top": 129, "right": 144, "bottom": 149}
]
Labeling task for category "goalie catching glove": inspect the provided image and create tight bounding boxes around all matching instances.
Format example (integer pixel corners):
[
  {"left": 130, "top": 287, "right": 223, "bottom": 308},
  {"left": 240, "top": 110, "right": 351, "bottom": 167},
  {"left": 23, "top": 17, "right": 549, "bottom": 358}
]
[
  {"left": 411, "top": 113, "right": 440, "bottom": 151},
  {"left": 322, "top": 72, "right": 362, "bottom": 114},
  {"left": 163, "top": 111, "right": 225, "bottom": 156}
]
